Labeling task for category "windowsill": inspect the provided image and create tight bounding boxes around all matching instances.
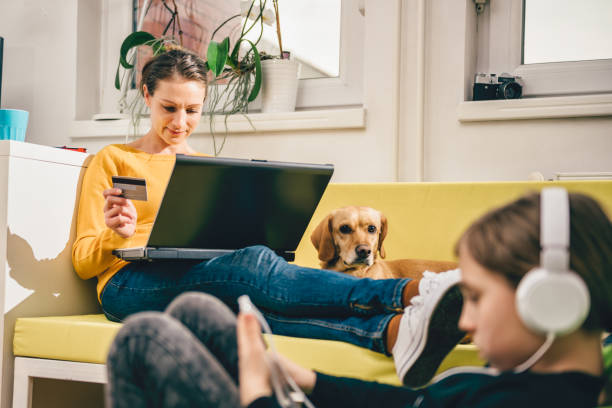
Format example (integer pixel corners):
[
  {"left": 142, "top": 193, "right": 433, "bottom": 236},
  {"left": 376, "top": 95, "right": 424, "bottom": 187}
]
[
  {"left": 70, "top": 107, "right": 366, "bottom": 139},
  {"left": 457, "top": 93, "right": 612, "bottom": 122}
]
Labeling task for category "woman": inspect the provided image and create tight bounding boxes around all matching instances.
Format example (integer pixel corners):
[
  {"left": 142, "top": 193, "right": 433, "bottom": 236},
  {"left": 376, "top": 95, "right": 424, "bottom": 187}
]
[
  {"left": 72, "top": 47, "right": 463, "bottom": 384},
  {"left": 106, "top": 189, "right": 612, "bottom": 407}
]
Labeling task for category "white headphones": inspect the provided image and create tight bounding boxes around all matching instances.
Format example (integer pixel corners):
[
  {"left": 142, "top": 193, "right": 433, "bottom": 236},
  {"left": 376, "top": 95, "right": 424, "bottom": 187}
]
[{"left": 515, "top": 187, "right": 590, "bottom": 336}]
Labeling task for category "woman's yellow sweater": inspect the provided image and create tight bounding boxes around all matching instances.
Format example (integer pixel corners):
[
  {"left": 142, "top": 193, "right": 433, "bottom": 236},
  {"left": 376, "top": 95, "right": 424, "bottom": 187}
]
[{"left": 72, "top": 144, "right": 197, "bottom": 301}]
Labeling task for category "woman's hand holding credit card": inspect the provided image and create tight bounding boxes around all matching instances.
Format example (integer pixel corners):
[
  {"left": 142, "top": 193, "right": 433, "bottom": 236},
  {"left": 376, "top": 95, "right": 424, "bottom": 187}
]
[
  {"left": 103, "top": 176, "right": 144, "bottom": 239},
  {"left": 111, "top": 176, "right": 148, "bottom": 201}
]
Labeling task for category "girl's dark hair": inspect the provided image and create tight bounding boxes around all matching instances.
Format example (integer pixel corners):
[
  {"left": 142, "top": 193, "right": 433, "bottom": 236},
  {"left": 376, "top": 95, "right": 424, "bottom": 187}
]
[
  {"left": 456, "top": 191, "right": 612, "bottom": 332},
  {"left": 140, "top": 47, "right": 208, "bottom": 97}
]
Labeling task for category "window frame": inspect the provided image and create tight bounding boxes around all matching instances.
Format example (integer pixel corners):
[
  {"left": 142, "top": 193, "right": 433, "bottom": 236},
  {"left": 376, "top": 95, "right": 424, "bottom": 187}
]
[
  {"left": 478, "top": 0, "right": 612, "bottom": 98},
  {"left": 295, "top": 0, "right": 364, "bottom": 107},
  {"left": 96, "top": 0, "right": 363, "bottom": 117}
]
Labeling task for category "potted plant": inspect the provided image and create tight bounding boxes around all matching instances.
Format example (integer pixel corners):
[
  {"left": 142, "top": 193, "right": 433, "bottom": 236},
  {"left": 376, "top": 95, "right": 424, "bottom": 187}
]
[
  {"left": 115, "top": 0, "right": 294, "bottom": 155},
  {"left": 201, "top": 0, "right": 299, "bottom": 150},
  {"left": 257, "top": 0, "right": 300, "bottom": 114}
]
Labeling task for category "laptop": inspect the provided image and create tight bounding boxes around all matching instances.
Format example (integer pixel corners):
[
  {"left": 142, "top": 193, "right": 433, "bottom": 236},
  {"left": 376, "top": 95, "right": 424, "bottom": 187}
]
[{"left": 112, "top": 154, "right": 334, "bottom": 262}]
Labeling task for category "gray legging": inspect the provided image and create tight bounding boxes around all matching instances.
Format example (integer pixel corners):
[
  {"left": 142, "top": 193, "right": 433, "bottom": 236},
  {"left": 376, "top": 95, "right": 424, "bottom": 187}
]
[{"left": 106, "top": 292, "right": 241, "bottom": 408}]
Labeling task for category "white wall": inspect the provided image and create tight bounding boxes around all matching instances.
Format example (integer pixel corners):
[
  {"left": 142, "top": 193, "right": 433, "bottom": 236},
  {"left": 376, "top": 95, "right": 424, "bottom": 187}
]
[
  {"left": 1, "top": 0, "right": 610, "bottom": 182},
  {"left": 421, "top": 0, "right": 612, "bottom": 181},
  {"left": 191, "top": 0, "right": 401, "bottom": 183},
  {"left": 0, "top": 0, "right": 79, "bottom": 148}
]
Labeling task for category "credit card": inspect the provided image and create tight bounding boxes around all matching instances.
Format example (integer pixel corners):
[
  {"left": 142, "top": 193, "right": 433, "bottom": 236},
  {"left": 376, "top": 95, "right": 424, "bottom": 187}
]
[{"left": 112, "top": 176, "right": 148, "bottom": 201}]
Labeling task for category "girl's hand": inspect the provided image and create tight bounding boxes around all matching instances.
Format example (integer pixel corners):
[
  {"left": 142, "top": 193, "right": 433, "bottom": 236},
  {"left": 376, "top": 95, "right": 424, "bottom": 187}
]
[
  {"left": 236, "top": 313, "right": 318, "bottom": 406},
  {"left": 237, "top": 313, "right": 272, "bottom": 406},
  {"left": 103, "top": 188, "right": 137, "bottom": 238},
  {"left": 275, "top": 352, "right": 317, "bottom": 395}
]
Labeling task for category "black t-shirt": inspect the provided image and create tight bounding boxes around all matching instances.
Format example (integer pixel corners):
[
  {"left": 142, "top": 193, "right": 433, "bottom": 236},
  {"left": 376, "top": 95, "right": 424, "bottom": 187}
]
[
  {"left": 247, "top": 370, "right": 603, "bottom": 408},
  {"left": 307, "top": 370, "right": 604, "bottom": 408}
]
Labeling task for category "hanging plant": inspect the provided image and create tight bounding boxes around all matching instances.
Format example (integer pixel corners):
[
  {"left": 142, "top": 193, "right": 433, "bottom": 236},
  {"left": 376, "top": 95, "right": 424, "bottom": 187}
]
[
  {"left": 115, "top": 0, "right": 283, "bottom": 156},
  {"left": 114, "top": 0, "right": 185, "bottom": 138},
  {"left": 204, "top": 0, "right": 271, "bottom": 155}
]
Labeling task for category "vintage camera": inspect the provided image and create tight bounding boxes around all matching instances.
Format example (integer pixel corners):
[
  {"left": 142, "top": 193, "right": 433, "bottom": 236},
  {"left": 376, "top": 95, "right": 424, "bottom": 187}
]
[{"left": 473, "top": 73, "right": 522, "bottom": 101}]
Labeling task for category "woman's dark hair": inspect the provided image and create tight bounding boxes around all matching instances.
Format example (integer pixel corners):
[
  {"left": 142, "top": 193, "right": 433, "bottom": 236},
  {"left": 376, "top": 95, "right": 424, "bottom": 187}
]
[
  {"left": 140, "top": 47, "right": 208, "bottom": 98},
  {"left": 456, "top": 191, "right": 612, "bottom": 332}
]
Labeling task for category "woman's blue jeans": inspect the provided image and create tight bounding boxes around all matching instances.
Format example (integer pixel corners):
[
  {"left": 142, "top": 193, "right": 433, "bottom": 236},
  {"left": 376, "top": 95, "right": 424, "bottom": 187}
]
[{"left": 101, "top": 245, "right": 409, "bottom": 354}]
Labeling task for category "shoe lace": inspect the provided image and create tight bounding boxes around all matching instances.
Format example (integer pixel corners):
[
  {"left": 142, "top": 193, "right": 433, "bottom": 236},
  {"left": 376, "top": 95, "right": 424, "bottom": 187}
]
[
  {"left": 404, "top": 299, "right": 423, "bottom": 335},
  {"left": 405, "top": 269, "right": 459, "bottom": 331},
  {"left": 405, "top": 283, "right": 429, "bottom": 331},
  {"left": 417, "top": 271, "right": 442, "bottom": 298}
]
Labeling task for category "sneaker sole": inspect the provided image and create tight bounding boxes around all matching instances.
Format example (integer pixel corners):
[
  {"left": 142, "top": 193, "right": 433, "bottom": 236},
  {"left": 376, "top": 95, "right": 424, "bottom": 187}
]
[{"left": 400, "top": 285, "right": 465, "bottom": 388}]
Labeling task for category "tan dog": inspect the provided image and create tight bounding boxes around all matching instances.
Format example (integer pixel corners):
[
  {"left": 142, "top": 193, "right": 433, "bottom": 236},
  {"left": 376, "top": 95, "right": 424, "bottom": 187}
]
[{"left": 310, "top": 206, "right": 457, "bottom": 280}]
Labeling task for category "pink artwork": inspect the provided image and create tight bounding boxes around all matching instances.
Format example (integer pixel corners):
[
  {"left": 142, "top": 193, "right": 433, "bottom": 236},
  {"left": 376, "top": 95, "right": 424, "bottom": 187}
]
[
  {"left": 138, "top": 0, "right": 240, "bottom": 55},
  {"left": 134, "top": 0, "right": 240, "bottom": 77}
]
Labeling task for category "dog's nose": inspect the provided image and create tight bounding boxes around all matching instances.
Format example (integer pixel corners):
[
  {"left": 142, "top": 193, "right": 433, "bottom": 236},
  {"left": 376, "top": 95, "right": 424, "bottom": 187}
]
[{"left": 355, "top": 245, "right": 371, "bottom": 259}]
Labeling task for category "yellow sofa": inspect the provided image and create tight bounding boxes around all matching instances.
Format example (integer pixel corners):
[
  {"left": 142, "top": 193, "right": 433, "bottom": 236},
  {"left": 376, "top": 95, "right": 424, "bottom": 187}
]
[{"left": 11, "top": 180, "right": 612, "bottom": 407}]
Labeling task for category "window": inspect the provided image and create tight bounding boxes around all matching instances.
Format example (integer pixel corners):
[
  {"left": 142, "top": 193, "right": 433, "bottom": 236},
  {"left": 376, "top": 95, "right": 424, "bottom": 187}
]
[
  {"left": 474, "top": 0, "right": 612, "bottom": 98},
  {"left": 93, "top": 0, "right": 363, "bottom": 119},
  {"left": 522, "top": 0, "right": 612, "bottom": 65}
]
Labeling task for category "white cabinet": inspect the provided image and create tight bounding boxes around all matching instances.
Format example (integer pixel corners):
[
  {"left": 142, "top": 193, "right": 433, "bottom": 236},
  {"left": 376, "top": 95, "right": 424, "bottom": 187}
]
[{"left": 0, "top": 141, "right": 101, "bottom": 408}]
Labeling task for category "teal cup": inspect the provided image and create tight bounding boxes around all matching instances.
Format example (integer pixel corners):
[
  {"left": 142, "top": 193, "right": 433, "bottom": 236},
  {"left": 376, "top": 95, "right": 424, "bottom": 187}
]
[{"left": 0, "top": 109, "right": 29, "bottom": 142}]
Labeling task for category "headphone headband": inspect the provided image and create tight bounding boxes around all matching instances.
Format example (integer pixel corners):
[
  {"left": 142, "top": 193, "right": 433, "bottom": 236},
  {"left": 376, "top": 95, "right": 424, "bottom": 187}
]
[
  {"left": 516, "top": 187, "right": 590, "bottom": 336},
  {"left": 540, "top": 188, "right": 570, "bottom": 272}
]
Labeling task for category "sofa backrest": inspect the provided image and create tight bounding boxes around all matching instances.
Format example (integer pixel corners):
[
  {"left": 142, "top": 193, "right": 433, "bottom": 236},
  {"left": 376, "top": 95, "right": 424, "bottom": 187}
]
[{"left": 294, "top": 181, "right": 612, "bottom": 268}]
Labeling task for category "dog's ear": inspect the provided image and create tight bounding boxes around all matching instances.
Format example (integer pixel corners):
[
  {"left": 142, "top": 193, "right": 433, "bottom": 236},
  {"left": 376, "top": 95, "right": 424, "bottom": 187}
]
[
  {"left": 378, "top": 214, "right": 388, "bottom": 259},
  {"left": 310, "top": 214, "right": 337, "bottom": 262}
]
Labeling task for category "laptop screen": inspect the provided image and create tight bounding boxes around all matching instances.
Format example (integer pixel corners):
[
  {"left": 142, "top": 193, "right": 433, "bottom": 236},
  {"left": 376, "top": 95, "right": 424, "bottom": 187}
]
[{"left": 147, "top": 155, "right": 334, "bottom": 252}]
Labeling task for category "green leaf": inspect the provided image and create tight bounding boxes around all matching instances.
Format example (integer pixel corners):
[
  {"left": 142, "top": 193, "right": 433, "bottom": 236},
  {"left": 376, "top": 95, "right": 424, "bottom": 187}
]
[
  {"left": 230, "top": 39, "right": 241, "bottom": 67},
  {"left": 207, "top": 37, "right": 230, "bottom": 77},
  {"left": 119, "top": 31, "right": 156, "bottom": 69},
  {"left": 151, "top": 39, "right": 166, "bottom": 56},
  {"left": 114, "top": 64, "right": 121, "bottom": 90},
  {"left": 604, "top": 344, "right": 612, "bottom": 377},
  {"left": 245, "top": 40, "right": 262, "bottom": 102},
  {"left": 221, "top": 37, "right": 230, "bottom": 61}
]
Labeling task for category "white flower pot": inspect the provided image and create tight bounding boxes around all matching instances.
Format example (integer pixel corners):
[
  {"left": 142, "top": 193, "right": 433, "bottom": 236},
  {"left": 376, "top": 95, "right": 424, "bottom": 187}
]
[{"left": 260, "top": 59, "right": 299, "bottom": 113}]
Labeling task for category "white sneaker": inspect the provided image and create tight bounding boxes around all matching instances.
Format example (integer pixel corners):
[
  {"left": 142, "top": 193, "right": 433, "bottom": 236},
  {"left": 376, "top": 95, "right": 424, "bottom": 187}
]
[{"left": 392, "top": 268, "right": 465, "bottom": 387}]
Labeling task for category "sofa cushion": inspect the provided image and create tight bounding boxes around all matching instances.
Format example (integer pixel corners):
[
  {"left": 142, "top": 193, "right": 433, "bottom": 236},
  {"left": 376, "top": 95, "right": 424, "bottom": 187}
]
[
  {"left": 14, "top": 314, "right": 483, "bottom": 385},
  {"left": 273, "top": 335, "right": 483, "bottom": 385},
  {"left": 13, "top": 315, "right": 121, "bottom": 364}
]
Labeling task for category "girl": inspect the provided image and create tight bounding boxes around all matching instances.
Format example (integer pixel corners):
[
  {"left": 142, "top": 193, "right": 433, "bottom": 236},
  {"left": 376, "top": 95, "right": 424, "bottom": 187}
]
[
  {"left": 106, "top": 188, "right": 612, "bottom": 407},
  {"left": 72, "top": 46, "right": 463, "bottom": 386}
]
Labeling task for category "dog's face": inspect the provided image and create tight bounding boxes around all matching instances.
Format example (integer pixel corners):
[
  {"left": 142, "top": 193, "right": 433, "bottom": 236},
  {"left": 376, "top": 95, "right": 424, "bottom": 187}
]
[{"left": 311, "top": 206, "right": 387, "bottom": 271}]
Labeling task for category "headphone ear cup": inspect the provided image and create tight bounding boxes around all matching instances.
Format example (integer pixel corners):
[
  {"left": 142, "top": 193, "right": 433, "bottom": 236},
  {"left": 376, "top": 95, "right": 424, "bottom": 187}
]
[{"left": 516, "top": 267, "right": 590, "bottom": 335}]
